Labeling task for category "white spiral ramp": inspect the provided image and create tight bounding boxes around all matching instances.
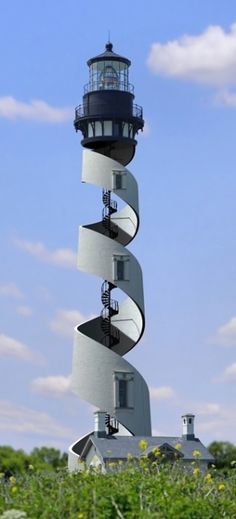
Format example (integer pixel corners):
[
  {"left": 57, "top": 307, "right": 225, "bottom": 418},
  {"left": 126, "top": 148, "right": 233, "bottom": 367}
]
[{"left": 69, "top": 149, "right": 151, "bottom": 467}]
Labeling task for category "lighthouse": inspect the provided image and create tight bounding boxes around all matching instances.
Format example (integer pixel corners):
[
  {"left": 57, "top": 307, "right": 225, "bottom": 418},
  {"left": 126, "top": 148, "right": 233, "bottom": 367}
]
[{"left": 68, "top": 43, "right": 151, "bottom": 469}]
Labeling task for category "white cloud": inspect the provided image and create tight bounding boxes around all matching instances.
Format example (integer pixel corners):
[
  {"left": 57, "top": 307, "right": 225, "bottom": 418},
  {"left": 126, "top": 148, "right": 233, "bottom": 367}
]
[
  {"left": 0, "top": 96, "right": 72, "bottom": 122},
  {"left": 220, "top": 362, "right": 236, "bottom": 381},
  {"left": 0, "top": 400, "right": 74, "bottom": 439},
  {"left": 195, "top": 402, "right": 221, "bottom": 416},
  {"left": 17, "top": 305, "right": 32, "bottom": 317},
  {"left": 197, "top": 404, "right": 236, "bottom": 440},
  {"left": 147, "top": 23, "right": 236, "bottom": 86},
  {"left": 0, "top": 282, "right": 24, "bottom": 299},
  {"left": 215, "top": 89, "right": 236, "bottom": 107},
  {"left": 50, "top": 309, "right": 90, "bottom": 337},
  {"left": 214, "top": 316, "right": 236, "bottom": 346},
  {"left": 14, "top": 238, "right": 77, "bottom": 269},
  {"left": 31, "top": 375, "right": 72, "bottom": 397},
  {"left": 0, "top": 333, "right": 41, "bottom": 363},
  {"left": 149, "top": 385, "right": 175, "bottom": 400}
]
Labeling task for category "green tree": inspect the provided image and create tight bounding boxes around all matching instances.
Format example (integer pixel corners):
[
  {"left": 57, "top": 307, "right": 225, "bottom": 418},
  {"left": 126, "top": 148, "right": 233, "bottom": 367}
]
[
  {"left": 30, "top": 447, "right": 68, "bottom": 469},
  {"left": 0, "top": 446, "right": 28, "bottom": 476},
  {"left": 208, "top": 441, "right": 236, "bottom": 469}
]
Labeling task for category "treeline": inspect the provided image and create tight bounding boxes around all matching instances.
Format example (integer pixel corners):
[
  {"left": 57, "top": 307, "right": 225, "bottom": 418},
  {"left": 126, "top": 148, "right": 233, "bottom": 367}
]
[
  {"left": 0, "top": 441, "right": 236, "bottom": 476},
  {"left": 0, "top": 446, "right": 68, "bottom": 477}
]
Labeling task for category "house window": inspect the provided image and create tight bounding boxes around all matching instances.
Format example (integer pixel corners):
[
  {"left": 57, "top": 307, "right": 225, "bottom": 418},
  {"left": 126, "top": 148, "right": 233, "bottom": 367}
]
[
  {"left": 114, "top": 371, "right": 134, "bottom": 409},
  {"left": 112, "top": 170, "right": 126, "bottom": 190},
  {"left": 113, "top": 254, "right": 129, "bottom": 281}
]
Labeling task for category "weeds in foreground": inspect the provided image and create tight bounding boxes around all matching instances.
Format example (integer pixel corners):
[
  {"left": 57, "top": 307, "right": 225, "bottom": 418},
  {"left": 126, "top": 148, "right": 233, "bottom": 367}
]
[{"left": 0, "top": 460, "right": 236, "bottom": 518}]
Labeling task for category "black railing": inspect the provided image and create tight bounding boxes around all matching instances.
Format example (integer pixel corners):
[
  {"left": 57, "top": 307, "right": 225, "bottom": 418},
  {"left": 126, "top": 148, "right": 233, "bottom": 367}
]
[
  {"left": 74, "top": 103, "right": 143, "bottom": 121},
  {"left": 84, "top": 81, "right": 134, "bottom": 94}
]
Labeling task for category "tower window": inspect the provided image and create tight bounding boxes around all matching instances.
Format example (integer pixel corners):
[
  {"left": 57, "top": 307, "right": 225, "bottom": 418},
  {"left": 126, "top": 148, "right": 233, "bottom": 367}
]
[
  {"left": 114, "top": 371, "right": 134, "bottom": 409},
  {"left": 113, "top": 254, "right": 129, "bottom": 281},
  {"left": 118, "top": 379, "right": 127, "bottom": 408},
  {"left": 113, "top": 122, "right": 120, "bottom": 137},
  {"left": 104, "top": 120, "right": 112, "bottom": 136},
  {"left": 123, "top": 123, "right": 129, "bottom": 137},
  {"left": 188, "top": 418, "right": 192, "bottom": 424},
  {"left": 117, "top": 260, "right": 125, "bottom": 280},
  {"left": 112, "top": 170, "right": 126, "bottom": 190},
  {"left": 95, "top": 121, "right": 102, "bottom": 136},
  {"left": 88, "top": 123, "right": 94, "bottom": 137}
]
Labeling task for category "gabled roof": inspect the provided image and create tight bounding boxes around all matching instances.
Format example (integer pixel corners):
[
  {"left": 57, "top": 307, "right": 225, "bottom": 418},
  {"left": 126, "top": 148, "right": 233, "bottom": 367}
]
[{"left": 81, "top": 435, "right": 214, "bottom": 462}]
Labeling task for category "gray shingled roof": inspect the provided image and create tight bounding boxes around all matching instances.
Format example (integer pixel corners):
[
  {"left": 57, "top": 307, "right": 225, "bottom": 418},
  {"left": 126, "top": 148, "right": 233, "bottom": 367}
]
[{"left": 82, "top": 435, "right": 214, "bottom": 462}]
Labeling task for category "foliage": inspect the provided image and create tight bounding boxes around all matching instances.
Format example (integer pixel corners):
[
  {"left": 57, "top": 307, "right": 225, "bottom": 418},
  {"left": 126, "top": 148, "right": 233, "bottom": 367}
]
[
  {"left": 0, "top": 447, "right": 67, "bottom": 477},
  {"left": 0, "top": 461, "right": 236, "bottom": 518},
  {"left": 208, "top": 441, "right": 236, "bottom": 469}
]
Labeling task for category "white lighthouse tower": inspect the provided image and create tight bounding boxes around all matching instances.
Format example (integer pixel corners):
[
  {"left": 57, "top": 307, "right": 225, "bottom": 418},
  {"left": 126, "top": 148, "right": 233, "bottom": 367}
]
[{"left": 68, "top": 43, "right": 151, "bottom": 468}]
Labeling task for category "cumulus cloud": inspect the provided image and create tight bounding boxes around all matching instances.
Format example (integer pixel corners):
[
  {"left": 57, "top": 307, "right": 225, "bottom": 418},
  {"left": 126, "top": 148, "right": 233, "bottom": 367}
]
[
  {"left": 213, "top": 316, "right": 236, "bottom": 346},
  {"left": 16, "top": 305, "right": 32, "bottom": 317},
  {"left": 31, "top": 375, "right": 72, "bottom": 397},
  {"left": 0, "top": 400, "right": 74, "bottom": 439},
  {"left": 50, "top": 309, "right": 89, "bottom": 337},
  {"left": 147, "top": 23, "right": 236, "bottom": 86},
  {"left": 220, "top": 362, "right": 236, "bottom": 381},
  {"left": 14, "top": 238, "right": 77, "bottom": 269},
  {"left": 0, "top": 282, "right": 24, "bottom": 299},
  {"left": 0, "top": 333, "right": 41, "bottom": 363},
  {"left": 197, "top": 404, "right": 236, "bottom": 440},
  {"left": 0, "top": 96, "right": 72, "bottom": 122},
  {"left": 149, "top": 385, "right": 175, "bottom": 400},
  {"left": 215, "top": 89, "right": 236, "bottom": 107},
  {"left": 195, "top": 402, "right": 221, "bottom": 415}
]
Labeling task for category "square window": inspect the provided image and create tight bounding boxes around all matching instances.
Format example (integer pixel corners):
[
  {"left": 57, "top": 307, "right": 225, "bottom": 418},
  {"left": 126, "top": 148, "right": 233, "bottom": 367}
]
[
  {"left": 118, "top": 379, "right": 127, "bottom": 408},
  {"left": 112, "top": 170, "right": 126, "bottom": 190},
  {"left": 114, "top": 371, "right": 134, "bottom": 409},
  {"left": 113, "top": 255, "right": 129, "bottom": 281}
]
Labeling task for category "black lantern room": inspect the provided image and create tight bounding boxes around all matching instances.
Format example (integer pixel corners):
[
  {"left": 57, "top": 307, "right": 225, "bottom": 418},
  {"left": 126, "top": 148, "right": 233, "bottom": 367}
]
[{"left": 74, "top": 43, "right": 144, "bottom": 166}]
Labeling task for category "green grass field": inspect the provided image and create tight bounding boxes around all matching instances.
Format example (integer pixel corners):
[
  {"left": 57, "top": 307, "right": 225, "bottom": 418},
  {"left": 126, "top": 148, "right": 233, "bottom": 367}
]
[{"left": 0, "top": 461, "right": 236, "bottom": 519}]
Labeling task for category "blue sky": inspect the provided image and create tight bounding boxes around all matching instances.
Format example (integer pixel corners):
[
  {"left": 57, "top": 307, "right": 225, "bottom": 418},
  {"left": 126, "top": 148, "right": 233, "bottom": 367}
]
[{"left": 1, "top": 0, "right": 236, "bottom": 452}]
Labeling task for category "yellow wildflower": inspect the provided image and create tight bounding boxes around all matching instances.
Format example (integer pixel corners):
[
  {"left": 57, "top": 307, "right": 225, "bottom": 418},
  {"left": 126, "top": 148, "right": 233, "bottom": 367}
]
[
  {"left": 175, "top": 443, "right": 182, "bottom": 450},
  {"left": 192, "top": 449, "right": 201, "bottom": 459},
  {"left": 127, "top": 453, "right": 133, "bottom": 461},
  {"left": 78, "top": 513, "right": 86, "bottom": 519},
  {"left": 218, "top": 483, "right": 225, "bottom": 491},
  {"left": 11, "top": 486, "right": 18, "bottom": 494},
  {"left": 28, "top": 464, "right": 34, "bottom": 470},
  {"left": 0, "top": 472, "right": 4, "bottom": 479},
  {"left": 204, "top": 473, "right": 212, "bottom": 484},
  {"left": 152, "top": 447, "right": 161, "bottom": 457},
  {"left": 193, "top": 468, "right": 200, "bottom": 476},
  {"left": 139, "top": 439, "right": 148, "bottom": 450},
  {"left": 9, "top": 476, "right": 16, "bottom": 484}
]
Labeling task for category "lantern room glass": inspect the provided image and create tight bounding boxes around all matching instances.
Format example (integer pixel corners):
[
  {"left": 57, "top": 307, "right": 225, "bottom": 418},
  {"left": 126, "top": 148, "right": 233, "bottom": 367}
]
[{"left": 89, "top": 60, "right": 129, "bottom": 92}]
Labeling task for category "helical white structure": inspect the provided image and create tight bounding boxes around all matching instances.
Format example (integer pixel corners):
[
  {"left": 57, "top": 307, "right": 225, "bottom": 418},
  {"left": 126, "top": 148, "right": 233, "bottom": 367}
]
[
  {"left": 68, "top": 149, "right": 151, "bottom": 466},
  {"left": 68, "top": 42, "right": 151, "bottom": 469}
]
